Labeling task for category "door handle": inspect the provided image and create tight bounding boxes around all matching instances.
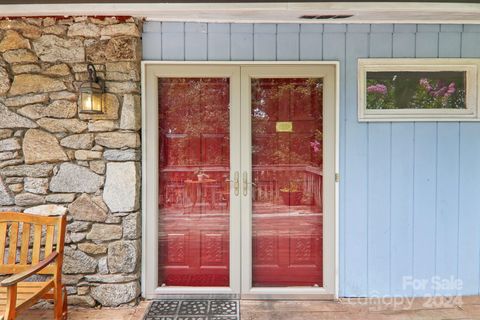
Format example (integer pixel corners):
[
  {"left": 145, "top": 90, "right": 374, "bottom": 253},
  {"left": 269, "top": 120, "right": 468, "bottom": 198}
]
[
  {"left": 233, "top": 171, "right": 239, "bottom": 196},
  {"left": 243, "top": 172, "right": 248, "bottom": 196},
  {"left": 243, "top": 172, "right": 257, "bottom": 196},
  {"left": 226, "top": 172, "right": 240, "bottom": 196}
]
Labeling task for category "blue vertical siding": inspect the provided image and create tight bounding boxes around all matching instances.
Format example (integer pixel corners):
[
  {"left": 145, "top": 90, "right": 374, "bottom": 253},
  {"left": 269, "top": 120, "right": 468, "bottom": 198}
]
[
  {"left": 435, "top": 123, "right": 461, "bottom": 296},
  {"left": 299, "top": 24, "right": 323, "bottom": 60},
  {"left": 457, "top": 28, "right": 480, "bottom": 296},
  {"left": 321, "top": 29, "right": 347, "bottom": 296},
  {"left": 253, "top": 24, "right": 276, "bottom": 60},
  {"left": 143, "top": 23, "right": 480, "bottom": 297},
  {"left": 390, "top": 123, "right": 415, "bottom": 296},
  {"left": 231, "top": 24, "right": 253, "bottom": 61},
  {"left": 411, "top": 26, "right": 438, "bottom": 298},
  {"left": 457, "top": 124, "right": 480, "bottom": 295},
  {"left": 390, "top": 26, "right": 416, "bottom": 297},
  {"left": 161, "top": 22, "right": 185, "bottom": 60},
  {"left": 185, "top": 23, "right": 207, "bottom": 60},
  {"left": 367, "top": 26, "right": 392, "bottom": 297},
  {"left": 208, "top": 23, "right": 231, "bottom": 60},
  {"left": 344, "top": 26, "right": 369, "bottom": 297},
  {"left": 412, "top": 123, "right": 437, "bottom": 297},
  {"left": 277, "top": 24, "right": 300, "bottom": 60}
]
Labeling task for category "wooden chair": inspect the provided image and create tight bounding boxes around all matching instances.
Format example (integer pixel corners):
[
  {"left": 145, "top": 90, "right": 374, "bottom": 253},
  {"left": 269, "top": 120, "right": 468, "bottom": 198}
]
[{"left": 0, "top": 212, "right": 67, "bottom": 320}]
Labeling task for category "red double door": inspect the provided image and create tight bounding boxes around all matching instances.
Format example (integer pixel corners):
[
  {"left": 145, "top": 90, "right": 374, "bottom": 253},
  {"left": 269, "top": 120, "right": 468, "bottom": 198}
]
[{"left": 157, "top": 74, "right": 324, "bottom": 289}]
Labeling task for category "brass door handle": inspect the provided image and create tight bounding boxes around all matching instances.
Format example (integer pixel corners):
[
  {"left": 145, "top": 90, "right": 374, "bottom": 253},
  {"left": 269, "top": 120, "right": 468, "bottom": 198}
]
[
  {"left": 243, "top": 172, "right": 256, "bottom": 196},
  {"left": 243, "top": 172, "right": 248, "bottom": 196},
  {"left": 226, "top": 172, "right": 240, "bottom": 196},
  {"left": 234, "top": 171, "right": 239, "bottom": 196}
]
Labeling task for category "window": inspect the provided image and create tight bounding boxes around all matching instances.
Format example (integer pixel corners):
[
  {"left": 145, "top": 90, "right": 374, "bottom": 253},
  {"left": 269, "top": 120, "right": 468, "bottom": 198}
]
[{"left": 358, "top": 59, "right": 480, "bottom": 121}]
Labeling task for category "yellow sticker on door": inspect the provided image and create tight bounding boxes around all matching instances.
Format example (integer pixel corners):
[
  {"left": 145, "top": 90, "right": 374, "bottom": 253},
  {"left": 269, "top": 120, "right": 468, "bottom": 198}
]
[{"left": 276, "top": 121, "right": 293, "bottom": 132}]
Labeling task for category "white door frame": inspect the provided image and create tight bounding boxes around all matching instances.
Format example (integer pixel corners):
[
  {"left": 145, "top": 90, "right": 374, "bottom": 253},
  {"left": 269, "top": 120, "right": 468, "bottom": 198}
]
[
  {"left": 142, "top": 64, "right": 242, "bottom": 299},
  {"left": 141, "top": 61, "right": 340, "bottom": 300},
  {"left": 239, "top": 65, "right": 337, "bottom": 299}
]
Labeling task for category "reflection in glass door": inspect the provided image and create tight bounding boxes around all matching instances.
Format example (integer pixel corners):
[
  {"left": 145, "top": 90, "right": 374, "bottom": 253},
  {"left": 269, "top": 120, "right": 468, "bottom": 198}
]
[
  {"left": 158, "top": 78, "right": 231, "bottom": 287},
  {"left": 250, "top": 78, "right": 324, "bottom": 287}
]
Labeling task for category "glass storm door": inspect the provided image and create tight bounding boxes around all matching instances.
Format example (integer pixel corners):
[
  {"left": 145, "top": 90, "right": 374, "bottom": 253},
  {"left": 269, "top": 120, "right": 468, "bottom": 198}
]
[
  {"left": 145, "top": 65, "right": 241, "bottom": 296},
  {"left": 144, "top": 64, "right": 335, "bottom": 299},
  {"left": 240, "top": 65, "right": 336, "bottom": 298}
]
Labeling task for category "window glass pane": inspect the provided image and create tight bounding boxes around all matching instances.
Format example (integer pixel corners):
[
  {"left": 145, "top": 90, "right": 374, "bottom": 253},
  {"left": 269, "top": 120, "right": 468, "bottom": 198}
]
[
  {"left": 158, "top": 78, "right": 230, "bottom": 287},
  {"left": 366, "top": 71, "right": 466, "bottom": 109},
  {"left": 251, "top": 78, "right": 324, "bottom": 287}
]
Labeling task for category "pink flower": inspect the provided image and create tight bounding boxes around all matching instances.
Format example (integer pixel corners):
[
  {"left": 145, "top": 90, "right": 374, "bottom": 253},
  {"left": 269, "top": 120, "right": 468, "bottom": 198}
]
[
  {"left": 420, "top": 78, "right": 433, "bottom": 92},
  {"left": 421, "top": 78, "right": 457, "bottom": 98},
  {"left": 433, "top": 86, "right": 448, "bottom": 98},
  {"left": 367, "top": 84, "right": 388, "bottom": 95},
  {"left": 445, "top": 82, "right": 456, "bottom": 97},
  {"left": 310, "top": 140, "right": 320, "bottom": 153}
]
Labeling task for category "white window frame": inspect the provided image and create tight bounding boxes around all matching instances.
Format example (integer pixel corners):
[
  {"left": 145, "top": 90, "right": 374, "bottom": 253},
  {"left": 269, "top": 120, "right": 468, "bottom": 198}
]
[{"left": 358, "top": 58, "right": 480, "bottom": 122}]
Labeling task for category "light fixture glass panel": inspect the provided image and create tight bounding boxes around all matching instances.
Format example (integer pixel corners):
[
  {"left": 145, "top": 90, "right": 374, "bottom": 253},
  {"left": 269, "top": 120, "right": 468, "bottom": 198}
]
[
  {"left": 80, "top": 87, "right": 103, "bottom": 114},
  {"left": 92, "top": 92, "right": 103, "bottom": 113},
  {"left": 81, "top": 91, "right": 93, "bottom": 112}
]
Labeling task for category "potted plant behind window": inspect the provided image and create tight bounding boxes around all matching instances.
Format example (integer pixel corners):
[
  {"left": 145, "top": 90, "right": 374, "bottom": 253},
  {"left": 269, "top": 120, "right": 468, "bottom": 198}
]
[{"left": 279, "top": 181, "right": 303, "bottom": 206}]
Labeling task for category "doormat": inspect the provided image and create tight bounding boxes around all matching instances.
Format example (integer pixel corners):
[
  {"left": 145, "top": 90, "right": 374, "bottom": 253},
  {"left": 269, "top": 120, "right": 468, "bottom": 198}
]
[{"left": 144, "top": 300, "right": 240, "bottom": 320}]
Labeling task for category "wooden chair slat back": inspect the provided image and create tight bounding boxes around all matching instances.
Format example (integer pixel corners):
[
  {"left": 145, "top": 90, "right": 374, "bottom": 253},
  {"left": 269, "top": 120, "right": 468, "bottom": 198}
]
[
  {"left": 19, "top": 222, "right": 31, "bottom": 265},
  {"left": 31, "top": 224, "right": 42, "bottom": 265},
  {"left": 0, "top": 212, "right": 66, "bottom": 275},
  {"left": 44, "top": 225, "right": 55, "bottom": 256},
  {"left": 7, "top": 222, "right": 19, "bottom": 264},
  {"left": 0, "top": 222, "right": 7, "bottom": 264}
]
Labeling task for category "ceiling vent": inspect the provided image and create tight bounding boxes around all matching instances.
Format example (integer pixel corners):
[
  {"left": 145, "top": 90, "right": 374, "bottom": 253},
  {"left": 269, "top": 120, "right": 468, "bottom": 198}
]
[{"left": 300, "top": 14, "right": 353, "bottom": 20}]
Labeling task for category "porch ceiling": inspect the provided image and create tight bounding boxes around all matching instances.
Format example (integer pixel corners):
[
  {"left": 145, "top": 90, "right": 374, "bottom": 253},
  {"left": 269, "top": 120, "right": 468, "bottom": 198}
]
[{"left": 0, "top": 1, "right": 479, "bottom": 24}]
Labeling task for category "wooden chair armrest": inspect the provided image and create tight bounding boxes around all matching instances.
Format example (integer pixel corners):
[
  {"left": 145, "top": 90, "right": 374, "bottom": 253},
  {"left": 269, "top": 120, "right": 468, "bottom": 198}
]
[{"left": 0, "top": 252, "right": 58, "bottom": 287}]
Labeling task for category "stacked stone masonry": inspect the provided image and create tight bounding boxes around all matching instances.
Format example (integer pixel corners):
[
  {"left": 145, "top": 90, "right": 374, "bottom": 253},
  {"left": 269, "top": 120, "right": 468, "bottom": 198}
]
[{"left": 0, "top": 16, "right": 143, "bottom": 307}]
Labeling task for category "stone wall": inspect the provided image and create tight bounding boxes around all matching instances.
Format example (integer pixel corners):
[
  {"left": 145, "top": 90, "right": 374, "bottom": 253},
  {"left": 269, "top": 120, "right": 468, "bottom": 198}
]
[{"left": 0, "top": 17, "right": 142, "bottom": 307}]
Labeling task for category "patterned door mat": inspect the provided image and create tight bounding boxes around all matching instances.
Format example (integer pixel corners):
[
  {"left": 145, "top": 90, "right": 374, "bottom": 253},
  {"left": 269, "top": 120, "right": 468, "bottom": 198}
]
[{"left": 144, "top": 300, "right": 239, "bottom": 320}]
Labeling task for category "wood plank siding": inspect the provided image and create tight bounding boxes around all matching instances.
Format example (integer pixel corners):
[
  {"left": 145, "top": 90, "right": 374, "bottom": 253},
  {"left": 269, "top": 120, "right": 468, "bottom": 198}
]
[{"left": 143, "top": 22, "right": 480, "bottom": 297}]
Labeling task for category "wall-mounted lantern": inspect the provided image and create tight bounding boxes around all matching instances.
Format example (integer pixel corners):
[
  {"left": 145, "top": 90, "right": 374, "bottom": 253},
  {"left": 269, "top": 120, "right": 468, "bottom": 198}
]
[{"left": 79, "top": 64, "right": 104, "bottom": 114}]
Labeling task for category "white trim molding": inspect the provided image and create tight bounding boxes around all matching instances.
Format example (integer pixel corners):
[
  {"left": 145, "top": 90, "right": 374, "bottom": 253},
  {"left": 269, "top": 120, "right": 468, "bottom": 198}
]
[
  {"left": 358, "top": 58, "right": 480, "bottom": 122},
  {"left": 1, "top": 2, "right": 480, "bottom": 24}
]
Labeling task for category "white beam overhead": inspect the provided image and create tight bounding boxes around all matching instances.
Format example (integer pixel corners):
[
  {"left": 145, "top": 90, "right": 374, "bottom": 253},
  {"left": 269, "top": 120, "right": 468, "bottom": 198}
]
[{"left": 0, "top": 2, "right": 479, "bottom": 24}]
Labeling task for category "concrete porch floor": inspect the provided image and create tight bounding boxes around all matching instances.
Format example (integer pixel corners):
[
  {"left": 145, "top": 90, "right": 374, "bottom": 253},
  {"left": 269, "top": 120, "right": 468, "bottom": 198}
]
[{"left": 16, "top": 297, "right": 480, "bottom": 320}]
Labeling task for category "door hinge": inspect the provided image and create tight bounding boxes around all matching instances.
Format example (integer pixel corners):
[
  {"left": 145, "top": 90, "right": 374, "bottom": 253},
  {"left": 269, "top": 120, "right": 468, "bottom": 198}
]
[{"left": 335, "top": 173, "right": 340, "bottom": 182}]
